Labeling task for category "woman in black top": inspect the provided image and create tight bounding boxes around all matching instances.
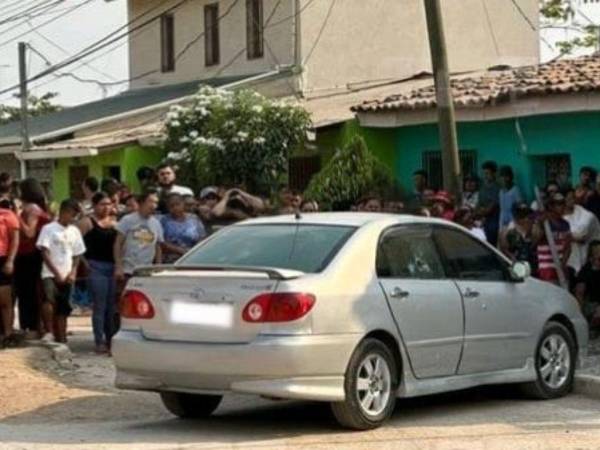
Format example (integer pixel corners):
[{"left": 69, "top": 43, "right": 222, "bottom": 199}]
[{"left": 79, "top": 192, "right": 118, "bottom": 354}]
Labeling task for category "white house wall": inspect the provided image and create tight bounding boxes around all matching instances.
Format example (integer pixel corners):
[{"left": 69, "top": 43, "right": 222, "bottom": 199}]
[
  {"left": 128, "top": 0, "right": 539, "bottom": 94},
  {"left": 299, "top": 0, "right": 540, "bottom": 96},
  {"left": 128, "top": 0, "right": 296, "bottom": 89}
]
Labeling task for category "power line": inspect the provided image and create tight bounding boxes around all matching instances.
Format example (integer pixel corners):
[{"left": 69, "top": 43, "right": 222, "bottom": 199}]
[
  {"left": 0, "top": 0, "right": 49, "bottom": 23},
  {"left": 1, "top": 0, "right": 317, "bottom": 99},
  {"left": 0, "top": 0, "right": 189, "bottom": 97},
  {"left": 302, "top": 0, "right": 336, "bottom": 65},
  {"left": 509, "top": 0, "right": 555, "bottom": 51},
  {"left": 481, "top": 0, "right": 501, "bottom": 57},
  {"left": 0, "top": 0, "right": 67, "bottom": 40},
  {"left": 26, "top": 22, "right": 117, "bottom": 81},
  {"left": 0, "top": 0, "right": 94, "bottom": 49},
  {"left": 0, "top": 0, "right": 61, "bottom": 26}
]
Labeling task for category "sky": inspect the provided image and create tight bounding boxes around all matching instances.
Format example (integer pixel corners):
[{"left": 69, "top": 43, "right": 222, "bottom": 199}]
[{"left": 0, "top": 0, "right": 129, "bottom": 107}]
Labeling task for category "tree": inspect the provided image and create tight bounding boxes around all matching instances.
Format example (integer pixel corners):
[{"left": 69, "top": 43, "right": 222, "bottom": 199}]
[
  {"left": 163, "top": 86, "right": 311, "bottom": 195},
  {"left": 304, "top": 136, "right": 395, "bottom": 211},
  {"left": 0, "top": 92, "right": 62, "bottom": 125},
  {"left": 540, "top": 0, "right": 599, "bottom": 55}
]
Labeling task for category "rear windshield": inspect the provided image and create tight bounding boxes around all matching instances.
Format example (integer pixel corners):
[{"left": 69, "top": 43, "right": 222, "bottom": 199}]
[{"left": 178, "top": 224, "right": 356, "bottom": 273}]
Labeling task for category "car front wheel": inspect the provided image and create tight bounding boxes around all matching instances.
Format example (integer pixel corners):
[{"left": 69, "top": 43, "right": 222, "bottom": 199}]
[
  {"left": 160, "top": 392, "right": 222, "bottom": 419},
  {"left": 331, "top": 338, "right": 398, "bottom": 430},
  {"left": 521, "top": 321, "right": 576, "bottom": 399}
]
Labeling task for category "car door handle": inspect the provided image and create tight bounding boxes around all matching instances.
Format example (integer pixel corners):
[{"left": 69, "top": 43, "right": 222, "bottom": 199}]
[
  {"left": 390, "top": 287, "right": 410, "bottom": 299},
  {"left": 463, "top": 288, "right": 480, "bottom": 299}
]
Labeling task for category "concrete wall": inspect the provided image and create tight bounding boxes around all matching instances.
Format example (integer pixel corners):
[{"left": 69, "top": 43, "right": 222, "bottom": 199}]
[
  {"left": 298, "top": 0, "right": 539, "bottom": 96},
  {"left": 128, "top": 0, "right": 295, "bottom": 89},
  {"left": 128, "top": 0, "right": 539, "bottom": 95}
]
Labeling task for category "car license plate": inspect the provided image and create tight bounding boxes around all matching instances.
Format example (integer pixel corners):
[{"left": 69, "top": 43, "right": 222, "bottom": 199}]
[{"left": 170, "top": 302, "right": 233, "bottom": 327}]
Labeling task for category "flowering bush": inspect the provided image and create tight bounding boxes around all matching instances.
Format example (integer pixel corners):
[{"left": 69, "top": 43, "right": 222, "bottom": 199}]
[
  {"left": 305, "top": 136, "right": 394, "bottom": 210},
  {"left": 163, "top": 86, "right": 311, "bottom": 194}
]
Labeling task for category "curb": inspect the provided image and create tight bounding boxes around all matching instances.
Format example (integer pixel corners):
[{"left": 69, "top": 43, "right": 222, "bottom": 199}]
[
  {"left": 27, "top": 341, "right": 74, "bottom": 370},
  {"left": 574, "top": 374, "right": 600, "bottom": 400}
]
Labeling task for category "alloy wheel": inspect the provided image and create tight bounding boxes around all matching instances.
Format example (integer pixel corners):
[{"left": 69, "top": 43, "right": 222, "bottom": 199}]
[
  {"left": 539, "top": 334, "right": 571, "bottom": 390},
  {"left": 356, "top": 353, "right": 392, "bottom": 417}
]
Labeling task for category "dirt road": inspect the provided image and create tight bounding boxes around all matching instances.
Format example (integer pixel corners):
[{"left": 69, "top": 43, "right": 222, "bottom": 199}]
[{"left": 1, "top": 318, "right": 600, "bottom": 450}]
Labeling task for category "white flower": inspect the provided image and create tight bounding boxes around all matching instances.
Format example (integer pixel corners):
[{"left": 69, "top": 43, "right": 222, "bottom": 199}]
[
  {"left": 189, "top": 130, "right": 199, "bottom": 139},
  {"left": 252, "top": 105, "right": 263, "bottom": 114},
  {"left": 179, "top": 136, "right": 190, "bottom": 143},
  {"left": 170, "top": 120, "right": 181, "bottom": 128},
  {"left": 237, "top": 131, "right": 249, "bottom": 141},
  {"left": 253, "top": 137, "right": 266, "bottom": 145}
]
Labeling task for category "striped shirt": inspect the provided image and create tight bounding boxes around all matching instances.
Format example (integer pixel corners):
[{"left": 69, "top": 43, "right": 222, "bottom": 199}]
[{"left": 537, "top": 218, "right": 570, "bottom": 282}]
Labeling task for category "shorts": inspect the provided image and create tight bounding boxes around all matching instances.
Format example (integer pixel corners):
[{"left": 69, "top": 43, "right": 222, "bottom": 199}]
[
  {"left": 42, "top": 278, "right": 73, "bottom": 317},
  {"left": 0, "top": 257, "right": 11, "bottom": 287}
]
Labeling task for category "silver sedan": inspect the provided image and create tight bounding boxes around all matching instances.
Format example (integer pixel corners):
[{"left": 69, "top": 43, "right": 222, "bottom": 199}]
[{"left": 112, "top": 213, "right": 588, "bottom": 430}]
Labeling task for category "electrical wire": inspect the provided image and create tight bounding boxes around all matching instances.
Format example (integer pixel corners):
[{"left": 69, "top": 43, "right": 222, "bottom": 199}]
[
  {"left": 481, "top": 0, "right": 501, "bottom": 57},
  {"left": 0, "top": 0, "right": 61, "bottom": 26},
  {"left": 0, "top": 0, "right": 51, "bottom": 23},
  {"left": 0, "top": 0, "right": 94, "bottom": 49},
  {"left": 0, "top": 0, "right": 67, "bottom": 40},
  {"left": 0, "top": 0, "right": 316, "bottom": 99},
  {"left": 26, "top": 21, "right": 117, "bottom": 81},
  {"left": 302, "top": 0, "right": 336, "bottom": 66},
  {"left": 509, "top": 0, "right": 555, "bottom": 51}
]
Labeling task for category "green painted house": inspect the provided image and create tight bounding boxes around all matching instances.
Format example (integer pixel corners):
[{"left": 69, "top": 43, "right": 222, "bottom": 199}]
[{"left": 353, "top": 55, "right": 600, "bottom": 200}]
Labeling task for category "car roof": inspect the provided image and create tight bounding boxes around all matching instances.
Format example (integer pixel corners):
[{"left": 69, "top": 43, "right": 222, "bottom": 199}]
[{"left": 236, "top": 212, "right": 448, "bottom": 228}]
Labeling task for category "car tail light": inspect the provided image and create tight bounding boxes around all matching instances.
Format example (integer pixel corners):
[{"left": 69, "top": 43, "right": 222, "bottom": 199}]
[
  {"left": 242, "top": 293, "right": 316, "bottom": 323},
  {"left": 121, "top": 290, "right": 155, "bottom": 319}
]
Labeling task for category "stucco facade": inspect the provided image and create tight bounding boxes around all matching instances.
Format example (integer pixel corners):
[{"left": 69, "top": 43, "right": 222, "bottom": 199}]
[{"left": 128, "top": 0, "right": 540, "bottom": 95}]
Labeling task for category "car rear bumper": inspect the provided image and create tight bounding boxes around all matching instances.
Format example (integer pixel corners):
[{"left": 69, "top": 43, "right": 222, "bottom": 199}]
[{"left": 112, "top": 330, "right": 361, "bottom": 402}]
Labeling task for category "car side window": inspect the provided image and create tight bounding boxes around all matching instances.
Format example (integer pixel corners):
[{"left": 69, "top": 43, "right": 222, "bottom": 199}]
[
  {"left": 434, "top": 227, "right": 508, "bottom": 281},
  {"left": 377, "top": 226, "right": 445, "bottom": 279}
]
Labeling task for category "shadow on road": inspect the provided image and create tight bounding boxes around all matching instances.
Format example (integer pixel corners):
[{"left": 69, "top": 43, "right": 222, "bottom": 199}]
[{"left": 2, "top": 384, "right": 599, "bottom": 446}]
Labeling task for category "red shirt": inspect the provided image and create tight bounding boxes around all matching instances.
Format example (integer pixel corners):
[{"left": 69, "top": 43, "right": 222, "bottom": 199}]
[
  {"left": 18, "top": 204, "right": 51, "bottom": 255},
  {"left": 0, "top": 209, "right": 20, "bottom": 257}
]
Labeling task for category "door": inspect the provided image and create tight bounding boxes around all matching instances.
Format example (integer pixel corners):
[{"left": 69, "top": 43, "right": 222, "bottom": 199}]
[
  {"left": 433, "top": 226, "right": 532, "bottom": 374},
  {"left": 69, "top": 166, "right": 89, "bottom": 201},
  {"left": 377, "top": 225, "right": 464, "bottom": 378}
]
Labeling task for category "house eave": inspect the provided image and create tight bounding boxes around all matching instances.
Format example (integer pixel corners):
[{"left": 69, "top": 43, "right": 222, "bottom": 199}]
[{"left": 356, "top": 92, "right": 600, "bottom": 128}]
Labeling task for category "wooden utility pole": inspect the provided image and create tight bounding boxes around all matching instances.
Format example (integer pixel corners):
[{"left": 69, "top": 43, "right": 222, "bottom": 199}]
[
  {"left": 18, "top": 42, "right": 30, "bottom": 179},
  {"left": 423, "top": 0, "right": 461, "bottom": 199}
]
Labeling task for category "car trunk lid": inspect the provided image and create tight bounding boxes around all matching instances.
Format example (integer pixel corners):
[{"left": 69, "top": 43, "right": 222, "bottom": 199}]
[{"left": 126, "top": 266, "right": 303, "bottom": 344}]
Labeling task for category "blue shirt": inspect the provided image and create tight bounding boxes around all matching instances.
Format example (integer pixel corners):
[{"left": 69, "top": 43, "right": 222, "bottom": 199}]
[
  {"left": 499, "top": 185, "right": 523, "bottom": 228},
  {"left": 160, "top": 214, "right": 206, "bottom": 262}
]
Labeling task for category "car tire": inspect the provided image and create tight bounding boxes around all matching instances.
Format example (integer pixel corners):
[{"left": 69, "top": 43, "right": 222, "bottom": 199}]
[
  {"left": 521, "top": 321, "right": 576, "bottom": 400},
  {"left": 160, "top": 392, "right": 222, "bottom": 419},
  {"left": 331, "top": 338, "right": 398, "bottom": 430}
]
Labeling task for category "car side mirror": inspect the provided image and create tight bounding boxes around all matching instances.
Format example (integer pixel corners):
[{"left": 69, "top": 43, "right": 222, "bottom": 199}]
[{"left": 510, "top": 261, "right": 531, "bottom": 282}]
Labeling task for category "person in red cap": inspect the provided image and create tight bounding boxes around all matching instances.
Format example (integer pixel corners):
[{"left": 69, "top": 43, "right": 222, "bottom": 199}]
[{"left": 430, "top": 191, "right": 455, "bottom": 221}]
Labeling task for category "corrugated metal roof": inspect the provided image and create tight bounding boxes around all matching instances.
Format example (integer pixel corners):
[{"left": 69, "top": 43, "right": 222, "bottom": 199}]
[{"left": 0, "top": 74, "right": 255, "bottom": 142}]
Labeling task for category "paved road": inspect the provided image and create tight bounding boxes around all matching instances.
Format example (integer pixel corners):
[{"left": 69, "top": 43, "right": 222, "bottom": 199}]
[{"left": 1, "top": 320, "right": 600, "bottom": 450}]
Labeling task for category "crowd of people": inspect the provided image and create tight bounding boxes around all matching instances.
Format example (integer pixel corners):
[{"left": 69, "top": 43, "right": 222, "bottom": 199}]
[{"left": 0, "top": 159, "right": 599, "bottom": 352}]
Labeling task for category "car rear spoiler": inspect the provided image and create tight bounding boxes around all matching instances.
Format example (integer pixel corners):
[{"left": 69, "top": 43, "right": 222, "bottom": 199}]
[{"left": 132, "top": 264, "right": 305, "bottom": 280}]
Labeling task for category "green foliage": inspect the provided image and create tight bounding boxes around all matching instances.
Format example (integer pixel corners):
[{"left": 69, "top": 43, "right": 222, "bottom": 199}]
[
  {"left": 0, "top": 92, "right": 62, "bottom": 125},
  {"left": 540, "top": 0, "right": 598, "bottom": 55},
  {"left": 163, "top": 86, "right": 311, "bottom": 195},
  {"left": 305, "top": 136, "right": 394, "bottom": 210}
]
